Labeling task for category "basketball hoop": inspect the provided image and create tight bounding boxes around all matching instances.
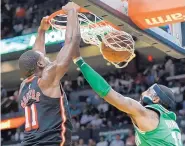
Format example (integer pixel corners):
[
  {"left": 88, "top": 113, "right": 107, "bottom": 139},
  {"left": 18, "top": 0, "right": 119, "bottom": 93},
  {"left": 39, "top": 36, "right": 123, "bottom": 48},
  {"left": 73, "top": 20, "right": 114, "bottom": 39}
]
[{"left": 47, "top": 8, "right": 135, "bottom": 68}]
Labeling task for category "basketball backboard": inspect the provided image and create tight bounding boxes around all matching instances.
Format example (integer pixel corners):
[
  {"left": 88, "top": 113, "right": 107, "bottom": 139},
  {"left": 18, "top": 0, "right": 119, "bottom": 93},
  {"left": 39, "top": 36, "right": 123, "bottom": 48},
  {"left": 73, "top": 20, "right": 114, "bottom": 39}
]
[{"left": 72, "top": 0, "right": 185, "bottom": 59}]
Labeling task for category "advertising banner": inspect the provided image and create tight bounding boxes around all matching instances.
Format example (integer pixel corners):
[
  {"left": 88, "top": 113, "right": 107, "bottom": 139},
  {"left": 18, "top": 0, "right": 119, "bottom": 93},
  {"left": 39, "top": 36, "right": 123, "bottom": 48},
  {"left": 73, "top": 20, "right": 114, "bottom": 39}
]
[{"left": 0, "top": 30, "right": 65, "bottom": 55}]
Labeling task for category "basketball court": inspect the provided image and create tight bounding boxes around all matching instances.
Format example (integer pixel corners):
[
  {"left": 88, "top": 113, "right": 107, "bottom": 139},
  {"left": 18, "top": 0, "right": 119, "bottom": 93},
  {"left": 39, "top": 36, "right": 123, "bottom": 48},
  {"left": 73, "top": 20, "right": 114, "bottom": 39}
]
[{"left": 71, "top": 0, "right": 185, "bottom": 60}]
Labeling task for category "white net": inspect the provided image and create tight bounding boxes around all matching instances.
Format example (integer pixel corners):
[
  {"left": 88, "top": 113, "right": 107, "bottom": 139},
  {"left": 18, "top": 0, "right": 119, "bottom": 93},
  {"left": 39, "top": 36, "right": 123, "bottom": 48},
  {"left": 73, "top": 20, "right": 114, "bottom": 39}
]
[{"left": 48, "top": 11, "right": 135, "bottom": 68}]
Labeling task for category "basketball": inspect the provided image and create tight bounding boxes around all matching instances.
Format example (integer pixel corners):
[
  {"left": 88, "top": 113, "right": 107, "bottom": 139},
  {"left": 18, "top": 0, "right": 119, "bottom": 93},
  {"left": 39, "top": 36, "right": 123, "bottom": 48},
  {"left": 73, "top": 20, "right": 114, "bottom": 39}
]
[{"left": 101, "top": 31, "right": 134, "bottom": 63}]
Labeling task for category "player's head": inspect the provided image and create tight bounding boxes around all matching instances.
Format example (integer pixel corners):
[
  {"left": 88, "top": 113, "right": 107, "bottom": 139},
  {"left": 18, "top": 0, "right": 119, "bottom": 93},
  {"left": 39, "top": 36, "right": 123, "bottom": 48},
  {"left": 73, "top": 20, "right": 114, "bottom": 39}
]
[
  {"left": 140, "top": 84, "right": 176, "bottom": 110},
  {"left": 19, "top": 50, "right": 50, "bottom": 77}
]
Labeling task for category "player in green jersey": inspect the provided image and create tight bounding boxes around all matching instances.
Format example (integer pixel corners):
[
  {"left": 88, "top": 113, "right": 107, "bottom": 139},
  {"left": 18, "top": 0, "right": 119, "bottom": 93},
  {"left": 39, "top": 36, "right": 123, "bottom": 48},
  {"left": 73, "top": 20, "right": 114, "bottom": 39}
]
[{"left": 71, "top": 45, "right": 182, "bottom": 145}]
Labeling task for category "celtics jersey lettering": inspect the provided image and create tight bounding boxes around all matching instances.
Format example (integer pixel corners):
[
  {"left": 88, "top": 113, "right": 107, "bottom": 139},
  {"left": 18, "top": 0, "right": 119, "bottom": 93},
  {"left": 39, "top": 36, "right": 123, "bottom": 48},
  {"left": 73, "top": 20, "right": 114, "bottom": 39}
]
[{"left": 134, "top": 104, "right": 182, "bottom": 146}]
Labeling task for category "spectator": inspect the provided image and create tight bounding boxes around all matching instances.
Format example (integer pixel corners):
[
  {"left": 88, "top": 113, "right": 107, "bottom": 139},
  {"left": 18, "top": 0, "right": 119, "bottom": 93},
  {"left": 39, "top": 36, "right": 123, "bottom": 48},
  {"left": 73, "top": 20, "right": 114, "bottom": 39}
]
[
  {"left": 77, "top": 73, "right": 84, "bottom": 88},
  {"left": 183, "top": 95, "right": 185, "bottom": 110},
  {"left": 70, "top": 104, "right": 82, "bottom": 118},
  {"left": 96, "top": 137, "right": 108, "bottom": 146},
  {"left": 165, "top": 57, "right": 175, "bottom": 76},
  {"left": 80, "top": 110, "right": 95, "bottom": 126},
  {"left": 90, "top": 114, "right": 103, "bottom": 128},
  {"left": 157, "top": 65, "right": 165, "bottom": 78},
  {"left": 22, "top": 24, "right": 34, "bottom": 35},
  {"left": 180, "top": 119, "right": 185, "bottom": 129},
  {"left": 86, "top": 95, "right": 101, "bottom": 106},
  {"left": 135, "top": 73, "right": 145, "bottom": 85},
  {"left": 97, "top": 100, "right": 109, "bottom": 113},
  {"left": 9, "top": 95, "right": 19, "bottom": 112},
  {"left": 109, "top": 76, "right": 119, "bottom": 91},
  {"left": 71, "top": 118, "right": 80, "bottom": 132},
  {"left": 13, "top": 23, "right": 24, "bottom": 36},
  {"left": 74, "top": 141, "right": 79, "bottom": 146},
  {"left": 63, "top": 80, "right": 72, "bottom": 92},
  {"left": 151, "top": 64, "right": 158, "bottom": 81},
  {"left": 145, "top": 71, "right": 155, "bottom": 86},
  {"left": 13, "top": 87, "right": 19, "bottom": 101},
  {"left": 118, "top": 73, "right": 134, "bottom": 94},
  {"left": 78, "top": 139, "right": 87, "bottom": 146},
  {"left": 125, "top": 130, "right": 135, "bottom": 146},
  {"left": 14, "top": 128, "right": 24, "bottom": 141},
  {"left": 181, "top": 130, "right": 185, "bottom": 145},
  {"left": 110, "top": 134, "right": 124, "bottom": 146},
  {"left": 107, "top": 121, "right": 113, "bottom": 128},
  {"left": 179, "top": 90, "right": 185, "bottom": 115},
  {"left": 125, "top": 74, "right": 134, "bottom": 93},
  {"left": 88, "top": 139, "right": 96, "bottom": 146},
  {"left": 1, "top": 84, "right": 7, "bottom": 99}
]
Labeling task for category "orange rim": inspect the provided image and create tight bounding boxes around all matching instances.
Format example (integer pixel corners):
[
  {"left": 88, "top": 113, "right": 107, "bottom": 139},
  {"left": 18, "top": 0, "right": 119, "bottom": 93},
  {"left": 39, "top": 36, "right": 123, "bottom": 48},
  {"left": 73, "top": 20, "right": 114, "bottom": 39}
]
[
  {"left": 51, "top": 20, "right": 121, "bottom": 31},
  {"left": 48, "top": 7, "right": 89, "bottom": 21},
  {"left": 48, "top": 7, "right": 120, "bottom": 31}
]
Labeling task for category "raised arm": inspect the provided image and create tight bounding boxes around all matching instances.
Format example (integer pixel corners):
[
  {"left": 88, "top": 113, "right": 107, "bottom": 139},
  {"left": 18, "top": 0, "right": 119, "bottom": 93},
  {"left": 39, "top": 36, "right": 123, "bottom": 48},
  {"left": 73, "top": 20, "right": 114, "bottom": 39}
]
[
  {"left": 73, "top": 57, "right": 147, "bottom": 117},
  {"left": 32, "top": 17, "right": 50, "bottom": 54},
  {"left": 54, "top": 5, "right": 81, "bottom": 82},
  {"left": 39, "top": 3, "right": 81, "bottom": 89}
]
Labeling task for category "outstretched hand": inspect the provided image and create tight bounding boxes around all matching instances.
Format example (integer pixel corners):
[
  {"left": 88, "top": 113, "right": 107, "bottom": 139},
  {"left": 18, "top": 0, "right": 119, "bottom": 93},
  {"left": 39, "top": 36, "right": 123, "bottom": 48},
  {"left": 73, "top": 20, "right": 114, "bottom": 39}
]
[
  {"left": 39, "top": 16, "right": 50, "bottom": 31},
  {"left": 62, "top": 2, "right": 80, "bottom": 13}
]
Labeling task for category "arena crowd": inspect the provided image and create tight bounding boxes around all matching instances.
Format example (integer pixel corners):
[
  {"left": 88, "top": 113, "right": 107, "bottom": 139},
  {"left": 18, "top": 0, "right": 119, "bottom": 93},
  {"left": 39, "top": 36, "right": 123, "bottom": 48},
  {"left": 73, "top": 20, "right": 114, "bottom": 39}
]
[{"left": 2, "top": 56, "right": 185, "bottom": 146}]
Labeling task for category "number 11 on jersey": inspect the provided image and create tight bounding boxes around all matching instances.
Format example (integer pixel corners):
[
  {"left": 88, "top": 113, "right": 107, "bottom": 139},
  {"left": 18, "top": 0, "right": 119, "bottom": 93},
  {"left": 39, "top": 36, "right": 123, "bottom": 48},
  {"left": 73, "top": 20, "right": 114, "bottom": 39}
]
[{"left": 25, "top": 104, "right": 39, "bottom": 131}]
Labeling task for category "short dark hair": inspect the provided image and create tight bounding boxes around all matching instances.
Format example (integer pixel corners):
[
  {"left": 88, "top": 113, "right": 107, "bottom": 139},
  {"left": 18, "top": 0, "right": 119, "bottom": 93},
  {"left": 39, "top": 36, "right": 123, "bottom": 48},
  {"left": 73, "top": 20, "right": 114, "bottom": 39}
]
[{"left": 18, "top": 50, "right": 40, "bottom": 77}]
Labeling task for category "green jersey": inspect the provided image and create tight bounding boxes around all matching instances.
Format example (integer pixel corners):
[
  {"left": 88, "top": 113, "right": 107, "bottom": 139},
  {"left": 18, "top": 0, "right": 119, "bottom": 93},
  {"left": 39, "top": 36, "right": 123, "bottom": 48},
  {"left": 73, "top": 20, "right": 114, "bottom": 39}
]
[{"left": 134, "top": 104, "right": 182, "bottom": 146}]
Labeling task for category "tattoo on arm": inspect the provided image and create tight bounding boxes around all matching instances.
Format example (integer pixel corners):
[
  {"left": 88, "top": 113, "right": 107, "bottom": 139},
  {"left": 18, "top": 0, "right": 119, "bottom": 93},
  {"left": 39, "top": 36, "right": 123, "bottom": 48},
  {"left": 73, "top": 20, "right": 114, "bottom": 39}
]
[
  {"left": 117, "top": 93, "right": 133, "bottom": 106},
  {"left": 114, "top": 92, "right": 146, "bottom": 116},
  {"left": 105, "top": 89, "right": 147, "bottom": 116}
]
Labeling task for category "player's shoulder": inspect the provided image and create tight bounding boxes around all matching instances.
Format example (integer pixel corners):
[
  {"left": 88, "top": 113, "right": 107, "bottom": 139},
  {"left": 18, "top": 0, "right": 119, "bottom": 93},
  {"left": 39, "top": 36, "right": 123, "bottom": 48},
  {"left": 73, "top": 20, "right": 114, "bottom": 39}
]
[
  {"left": 145, "top": 104, "right": 163, "bottom": 111},
  {"left": 146, "top": 104, "right": 176, "bottom": 120},
  {"left": 19, "top": 76, "right": 37, "bottom": 92},
  {"left": 145, "top": 104, "right": 163, "bottom": 119},
  {"left": 44, "top": 61, "right": 57, "bottom": 71},
  {"left": 39, "top": 61, "right": 58, "bottom": 85},
  {"left": 41, "top": 61, "right": 57, "bottom": 79},
  {"left": 146, "top": 104, "right": 170, "bottom": 113}
]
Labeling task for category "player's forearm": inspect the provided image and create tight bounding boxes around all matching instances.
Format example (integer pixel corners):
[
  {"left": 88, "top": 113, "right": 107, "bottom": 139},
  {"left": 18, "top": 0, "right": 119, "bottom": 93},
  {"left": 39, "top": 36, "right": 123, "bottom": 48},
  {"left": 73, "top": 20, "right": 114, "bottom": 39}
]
[
  {"left": 71, "top": 9, "right": 81, "bottom": 47},
  {"left": 74, "top": 57, "right": 111, "bottom": 97},
  {"left": 65, "top": 9, "right": 76, "bottom": 45},
  {"left": 105, "top": 89, "right": 134, "bottom": 114},
  {"left": 32, "top": 28, "right": 46, "bottom": 54},
  {"left": 56, "top": 9, "right": 78, "bottom": 68},
  {"left": 71, "top": 7, "right": 81, "bottom": 59}
]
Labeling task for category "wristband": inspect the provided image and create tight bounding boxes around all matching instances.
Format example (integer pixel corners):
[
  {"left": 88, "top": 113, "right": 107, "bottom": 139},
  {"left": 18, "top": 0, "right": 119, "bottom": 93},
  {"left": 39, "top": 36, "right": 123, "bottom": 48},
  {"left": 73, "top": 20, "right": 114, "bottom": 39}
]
[
  {"left": 73, "top": 56, "right": 83, "bottom": 64},
  {"left": 74, "top": 57, "right": 111, "bottom": 98}
]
